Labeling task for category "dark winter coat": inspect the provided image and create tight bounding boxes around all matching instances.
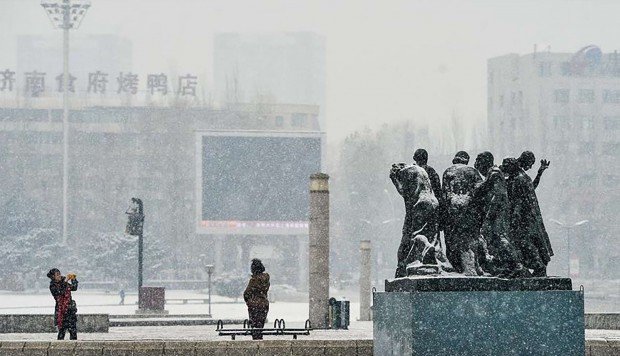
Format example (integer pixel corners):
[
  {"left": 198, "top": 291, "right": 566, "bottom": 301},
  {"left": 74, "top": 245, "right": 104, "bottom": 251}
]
[
  {"left": 473, "top": 166, "right": 510, "bottom": 247},
  {"left": 506, "top": 168, "right": 554, "bottom": 267},
  {"left": 472, "top": 166, "right": 522, "bottom": 273},
  {"left": 50, "top": 278, "right": 78, "bottom": 329},
  {"left": 243, "top": 272, "right": 270, "bottom": 311}
]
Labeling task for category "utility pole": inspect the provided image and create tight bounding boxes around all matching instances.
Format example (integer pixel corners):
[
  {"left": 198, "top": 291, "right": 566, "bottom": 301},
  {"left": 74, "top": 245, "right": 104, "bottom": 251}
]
[
  {"left": 41, "top": 0, "right": 91, "bottom": 244},
  {"left": 126, "top": 198, "right": 145, "bottom": 304},
  {"left": 206, "top": 265, "right": 214, "bottom": 317}
]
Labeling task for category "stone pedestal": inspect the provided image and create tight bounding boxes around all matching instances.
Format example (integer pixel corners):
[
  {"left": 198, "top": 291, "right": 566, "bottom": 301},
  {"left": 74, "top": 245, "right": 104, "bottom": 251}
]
[
  {"left": 136, "top": 286, "right": 169, "bottom": 315},
  {"left": 374, "top": 276, "right": 584, "bottom": 355}
]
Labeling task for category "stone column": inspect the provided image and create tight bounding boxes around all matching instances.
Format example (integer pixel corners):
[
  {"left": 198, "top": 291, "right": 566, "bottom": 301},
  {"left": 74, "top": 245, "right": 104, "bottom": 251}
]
[
  {"left": 309, "top": 173, "right": 330, "bottom": 329},
  {"left": 359, "top": 240, "right": 372, "bottom": 321}
]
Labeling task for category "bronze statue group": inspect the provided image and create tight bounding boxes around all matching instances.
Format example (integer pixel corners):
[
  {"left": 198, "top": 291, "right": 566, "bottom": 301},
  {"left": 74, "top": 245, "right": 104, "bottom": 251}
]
[{"left": 390, "top": 149, "right": 552, "bottom": 279}]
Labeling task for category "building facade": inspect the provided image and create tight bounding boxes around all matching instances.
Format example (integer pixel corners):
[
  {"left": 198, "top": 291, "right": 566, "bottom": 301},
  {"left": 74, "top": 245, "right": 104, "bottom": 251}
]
[
  {"left": 488, "top": 46, "right": 620, "bottom": 278},
  {"left": 0, "top": 102, "right": 321, "bottom": 288}
]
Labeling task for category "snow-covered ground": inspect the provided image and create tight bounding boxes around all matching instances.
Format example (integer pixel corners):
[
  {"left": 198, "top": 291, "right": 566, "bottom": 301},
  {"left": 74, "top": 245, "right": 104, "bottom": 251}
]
[
  {"left": 0, "top": 289, "right": 368, "bottom": 341},
  {"left": 0, "top": 290, "right": 361, "bottom": 322},
  {"left": 1, "top": 290, "right": 620, "bottom": 342},
  {"left": 0, "top": 322, "right": 372, "bottom": 341}
]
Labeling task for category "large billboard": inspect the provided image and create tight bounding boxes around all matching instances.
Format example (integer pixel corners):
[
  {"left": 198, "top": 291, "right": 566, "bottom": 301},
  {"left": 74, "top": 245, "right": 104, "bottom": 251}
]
[{"left": 195, "top": 131, "right": 322, "bottom": 235}]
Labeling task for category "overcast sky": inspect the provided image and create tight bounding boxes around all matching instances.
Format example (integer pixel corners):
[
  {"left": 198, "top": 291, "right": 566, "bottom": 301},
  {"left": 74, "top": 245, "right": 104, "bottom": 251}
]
[{"left": 1, "top": 0, "right": 619, "bottom": 141}]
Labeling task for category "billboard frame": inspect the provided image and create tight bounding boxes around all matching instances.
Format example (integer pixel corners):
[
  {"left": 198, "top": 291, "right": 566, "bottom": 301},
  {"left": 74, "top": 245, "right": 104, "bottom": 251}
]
[{"left": 195, "top": 129, "right": 324, "bottom": 235}]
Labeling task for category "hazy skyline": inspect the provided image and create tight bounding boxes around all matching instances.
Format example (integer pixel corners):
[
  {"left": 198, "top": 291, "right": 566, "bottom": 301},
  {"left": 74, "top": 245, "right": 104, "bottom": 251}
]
[{"left": 1, "top": 0, "right": 619, "bottom": 142}]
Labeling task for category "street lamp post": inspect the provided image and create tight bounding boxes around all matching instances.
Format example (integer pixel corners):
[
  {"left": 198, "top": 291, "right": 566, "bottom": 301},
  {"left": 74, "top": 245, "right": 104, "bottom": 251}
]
[
  {"left": 205, "top": 264, "right": 214, "bottom": 317},
  {"left": 550, "top": 219, "right": 589, "bottom": 277},
  {"left": 41, "top": 0, "right": 91, "bottom": 244},
  {"left": 126, "top": 198, "right": 145, "bottom": 304}
]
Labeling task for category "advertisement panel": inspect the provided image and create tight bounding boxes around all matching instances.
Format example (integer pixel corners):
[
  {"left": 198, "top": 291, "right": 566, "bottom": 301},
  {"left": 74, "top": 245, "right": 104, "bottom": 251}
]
[{"left": 196, "top": 131, "right": 322, "bottom": 235}]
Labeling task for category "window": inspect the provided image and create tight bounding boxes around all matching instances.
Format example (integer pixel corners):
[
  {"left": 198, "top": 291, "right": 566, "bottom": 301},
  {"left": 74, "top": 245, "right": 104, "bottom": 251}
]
[
  {"left": 603, "top": 90, "right": 620, "bottom": 103},
  {"left": 577, "top": 89, "right": 595, "bottom": 103},
  {"left": 578, "top": 142, "right": 594, "bottom": 155},
  {"left": 499, "top": 95, "right": 504, "bottom": 108},
  {"left": 553, "top": 116, "right": 572, "bottom": 129},
  {"left": 510, "top": 91, "right": 523, "bottom": 106},
  {"left": 604, "top": 175, "right": 619, "bottom": 187},
  {"left": 275, "top": 116, "right": 284, "bottom": 127},
  {"left": 31, "top": 132, "right": 63, "bottom": 144},
  {"left": 291, "top": 113, "right": 307, "bottom": 127},
  {"left": 488, "top": 97, "right": 493, "bottom": 111},
  {"left": 602, "top": 143, "right": 620, "bottom": 156},
  {"left": 579, "top": 117, "right": 594, "bottom": 130},
  {"left": 554, "top": 89, "right": 570, "bottom": 103},
  {"left": 561, "top": 62, "right": 572, "bottom": 76},
  {"left": 552, "top": 141, "right": 569, "bottom": 154},
  {"left": 603, "top": 117, "right": 620, "bottom": 130},
  {"left": 539, "top": 62, "right": 552, "bottom": 77},
  {"left": 578, "top": 174, "right": 595, "bottom": 187}
]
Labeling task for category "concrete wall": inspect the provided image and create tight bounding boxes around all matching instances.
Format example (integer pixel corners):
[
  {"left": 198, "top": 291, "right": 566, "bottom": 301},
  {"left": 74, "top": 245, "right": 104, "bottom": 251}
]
[
  {"left": 0, "top": 339, "right": 616, "bottom": 355},
  {"left": 0, "top": 314, "right": 108, "bottom": 333},
  {"left": 585, "top": 313, "right": 620, "bottom": 330},
  {"left": 0, "top": 340, "right": 372, "bottom": 356}
]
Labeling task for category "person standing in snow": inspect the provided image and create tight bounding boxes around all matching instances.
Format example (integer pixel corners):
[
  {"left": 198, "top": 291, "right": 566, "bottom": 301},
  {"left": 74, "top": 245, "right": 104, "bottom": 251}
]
[
  {"left": 47, "top": 268, "right": 79, "bottom": 340},
  {"left": 243, "top": 259, "right": 270, "bottom": 340}
]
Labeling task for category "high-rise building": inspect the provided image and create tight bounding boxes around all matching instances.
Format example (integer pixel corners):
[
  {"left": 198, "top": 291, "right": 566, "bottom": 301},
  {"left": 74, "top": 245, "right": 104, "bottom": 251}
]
[
  {"left": 214, "top": 32, "right": 326, "bottom": 130},
  {"left": 488, "top": 45, "right": 620, "bottom": 278}
]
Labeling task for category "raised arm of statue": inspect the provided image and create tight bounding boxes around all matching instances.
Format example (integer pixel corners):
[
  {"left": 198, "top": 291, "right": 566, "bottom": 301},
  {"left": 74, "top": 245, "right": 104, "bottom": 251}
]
[
  {"left": 532, "top": 159, "right": 550, "bottom": 189},
  {"left": 390, "top": 163, "right": 406, "bottom": 197},
  {"left": 390, "top": 174, "right": 404, "bottom": 197}
]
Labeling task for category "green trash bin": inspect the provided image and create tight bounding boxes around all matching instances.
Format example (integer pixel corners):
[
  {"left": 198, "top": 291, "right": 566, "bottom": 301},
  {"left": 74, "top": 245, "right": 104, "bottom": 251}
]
[{"left": 328, "top": 297, "right": 350, "bottom": 329}]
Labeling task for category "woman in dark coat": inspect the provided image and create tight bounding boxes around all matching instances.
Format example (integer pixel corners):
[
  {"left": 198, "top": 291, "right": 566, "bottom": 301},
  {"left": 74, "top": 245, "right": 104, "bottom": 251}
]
[
  {"left": 243, "top": 259, "right": 270, "bottom": 340},
  {"left": 47, "top": 268, "right": 79, "bottom": 340}
]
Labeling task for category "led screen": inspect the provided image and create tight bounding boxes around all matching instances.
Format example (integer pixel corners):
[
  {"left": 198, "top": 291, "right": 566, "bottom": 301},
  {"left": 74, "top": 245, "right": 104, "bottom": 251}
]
[{"left": 201, "top": 134, "right": 321, "bottom": 228}]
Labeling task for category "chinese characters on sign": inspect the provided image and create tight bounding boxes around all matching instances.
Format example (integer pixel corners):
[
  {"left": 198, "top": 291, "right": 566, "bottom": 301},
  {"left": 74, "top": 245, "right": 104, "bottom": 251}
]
[
  {"left": 25, "top": 71, "right": 46, "bottom": 97},
  {"left": 55, "top": 73, "right": 77, "bottom": 93},
  {"left": 88, "top": 71, "right": 108, "bottom": 94},
  {"left": 0, "top": 69, "right": 15, "bottom": 92},
  {"left": 117, "top": 72, "right": 139, "bottom": 94},
  {"left": 178, "top": 74, "right": 198, "bottom": 96},
  {"left": 1, "top": 69, "right": 200, "bottom": 98},
  {"left": 147, "top": 73, "right": 167, "bottom": 95}
]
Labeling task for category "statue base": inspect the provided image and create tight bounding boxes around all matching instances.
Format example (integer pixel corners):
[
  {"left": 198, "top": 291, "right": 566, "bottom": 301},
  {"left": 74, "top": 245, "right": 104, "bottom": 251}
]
[
  {"left": 374, "top": 276, "right": 584, "bottom": 355},
  {"left": 386, "top": 274, "right": 572, "bottom": 292}
]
